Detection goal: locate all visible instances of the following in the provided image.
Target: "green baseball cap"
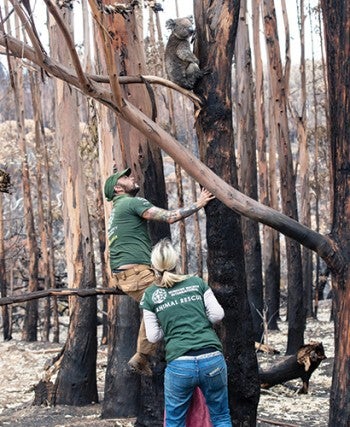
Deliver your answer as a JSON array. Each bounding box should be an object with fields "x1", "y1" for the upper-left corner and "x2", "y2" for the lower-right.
[{"x1": 104, "y1": 167, "x2": 131, "y2": 201}]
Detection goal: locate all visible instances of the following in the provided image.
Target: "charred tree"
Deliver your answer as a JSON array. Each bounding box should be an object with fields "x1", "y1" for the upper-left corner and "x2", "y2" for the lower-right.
[
  {"x1": 48, "y1": 8, "x2": 98, "y2": 405},
  {"x1": 321, "y1": 0, "x2": 350, "y2": 425},
  {"x1": 194, "y1": 1, "x2": 260, "y2": 424},
  {"x1": 97, "y1": 4, "x2": 169, "y2": 425}
]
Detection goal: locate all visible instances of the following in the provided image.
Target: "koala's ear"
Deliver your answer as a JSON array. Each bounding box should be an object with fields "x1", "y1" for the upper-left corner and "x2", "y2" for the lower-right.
[
  {"x1": 166, "y1": 19, "x2": 176, "y2": 30},
  {"x1": 187, "y1": 15, "x2": 194, "y2": 24}
]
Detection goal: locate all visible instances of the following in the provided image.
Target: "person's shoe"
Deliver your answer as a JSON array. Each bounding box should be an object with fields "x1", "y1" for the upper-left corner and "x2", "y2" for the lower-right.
[{"x1": 128, "y1": 353, "x2": 153, "y2": 376}]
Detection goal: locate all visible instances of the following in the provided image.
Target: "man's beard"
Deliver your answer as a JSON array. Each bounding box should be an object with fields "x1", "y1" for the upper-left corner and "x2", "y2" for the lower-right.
[
  {"x1": 118, "y1": 182, "x2": 140, "y2": 196},
  {"x1": 128, "y1": 186, "x2": 140, "y2": 196}
]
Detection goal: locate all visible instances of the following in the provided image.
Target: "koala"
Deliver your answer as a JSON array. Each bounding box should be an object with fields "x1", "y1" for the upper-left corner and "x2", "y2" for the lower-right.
[{"x1": 164, "y1": 16, "x2": 203, "y2": 90}]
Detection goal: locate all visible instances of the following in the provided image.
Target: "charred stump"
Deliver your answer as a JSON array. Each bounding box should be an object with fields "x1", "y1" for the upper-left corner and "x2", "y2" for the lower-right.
[
  {"x1": 259, "y1": 342, "x2": 326, "y2": 394},
  {"x1": 32, "y1": 380, "x2": 55, "y2": 406}
]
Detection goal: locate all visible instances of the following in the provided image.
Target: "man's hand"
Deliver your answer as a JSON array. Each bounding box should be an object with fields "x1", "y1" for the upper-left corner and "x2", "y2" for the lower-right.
[{"x1": 197, "y1": 188, "x2": 215, "y2": 208}]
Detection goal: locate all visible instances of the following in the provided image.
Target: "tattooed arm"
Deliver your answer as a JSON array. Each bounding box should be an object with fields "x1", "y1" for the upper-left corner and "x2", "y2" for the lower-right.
[{"x1": 142, "y1": 188, "x2": 215, "y2": 224}]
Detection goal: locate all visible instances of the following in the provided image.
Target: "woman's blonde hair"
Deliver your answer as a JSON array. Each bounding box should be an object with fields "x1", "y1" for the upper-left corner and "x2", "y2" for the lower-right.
[{"x1": 151, "y1": 239, "x2": 190, "y2": 288}]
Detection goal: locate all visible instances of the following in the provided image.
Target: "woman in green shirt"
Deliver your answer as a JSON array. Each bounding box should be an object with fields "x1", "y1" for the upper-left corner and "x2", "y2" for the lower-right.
[{"x1": 140, "y1": 239, "x2": 232, "y2": 427}]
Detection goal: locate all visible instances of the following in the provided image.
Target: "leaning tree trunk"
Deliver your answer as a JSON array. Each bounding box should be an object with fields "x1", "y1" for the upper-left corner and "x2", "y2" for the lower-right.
[
  {"x1": 49, "y1": 8, "x2": 98, "y2": 405},
  {"x1": 194, "y1": 1, "x2": 260, "y2": 424},
  {"x1": 320, "y1": 0, "x2": 350, "y2": 425}
]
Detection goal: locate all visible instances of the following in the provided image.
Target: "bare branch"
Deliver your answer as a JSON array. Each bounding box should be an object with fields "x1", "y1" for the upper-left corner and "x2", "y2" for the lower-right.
[
  {"x1": 9, "y1": 0, "x2": 45, "y2": 64},
  {"x1": 0, "y1": 287, "x2": 125, "y2": 306},
  {"x1": 43, "y1": 0, "x2": 94, "y2": 93},
  {"x1": 90, "y1": 74, "x2": 203, "y2": 108}
]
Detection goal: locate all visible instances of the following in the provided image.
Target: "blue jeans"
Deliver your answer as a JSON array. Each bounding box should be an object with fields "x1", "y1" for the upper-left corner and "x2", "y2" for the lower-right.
[{"x1": 164, "y1": 352, "x2": 232, "y2": 427}]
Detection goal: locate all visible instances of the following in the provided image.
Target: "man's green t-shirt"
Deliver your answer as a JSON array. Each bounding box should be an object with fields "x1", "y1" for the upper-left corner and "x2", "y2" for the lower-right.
[
  {"x1": 108, "y1": 195, "x2": 153, "y2": 270},
  {"x1": 140, "y1": 276, "x2": 223, "y2": 362}
]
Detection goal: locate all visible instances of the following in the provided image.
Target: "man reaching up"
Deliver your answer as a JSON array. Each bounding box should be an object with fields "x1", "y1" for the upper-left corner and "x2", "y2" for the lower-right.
[{"x1": 104, "y1": 167, "x2": 214, "y2": 376}]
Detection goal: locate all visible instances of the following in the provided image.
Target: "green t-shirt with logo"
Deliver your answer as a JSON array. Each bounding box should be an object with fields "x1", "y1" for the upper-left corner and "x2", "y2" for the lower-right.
[
  {"x1": 108, "y1": 195, "x2": 154, "y2": 271},
  {"x1": 140, "y1": 276, "x2": 223, "y2": 362}
]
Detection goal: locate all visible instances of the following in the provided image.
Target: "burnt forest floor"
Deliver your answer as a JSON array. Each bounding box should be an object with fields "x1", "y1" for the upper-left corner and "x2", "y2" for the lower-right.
[{"x1": 0, "y1": 299, "x2": 333, "y2": 427}]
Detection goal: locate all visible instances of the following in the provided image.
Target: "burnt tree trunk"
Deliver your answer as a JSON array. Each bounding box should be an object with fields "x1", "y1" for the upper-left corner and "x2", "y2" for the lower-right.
[
  {"x1": 49, "y1": 9, "x2": 98, "y2": 405},
  {"x1": 99, "y1": 4, "x2": 169, "y2": 425},
  {"x1": 194, "y1": 1, "x2": 260, "y2": 424},
  {"x1": 103, "y1": 296, "x2": 141, "y2": 417},
  {"x1": 321, "y1": 0, "x2": 350, "y2": 425}
]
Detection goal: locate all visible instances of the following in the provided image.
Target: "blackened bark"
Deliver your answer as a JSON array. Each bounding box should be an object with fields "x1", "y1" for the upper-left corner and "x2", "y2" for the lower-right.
[
  {"x1": 264, "y1": 246, "x2": 280, "y2": 330},
  {"x1": 54, "y1": 296, "x2": 98, "y2": 405},
  {"x1": 320, "y1": 0, "x2": 350, "y2": 425},
  {"x1": 49, "y1": 9, "x2": 98, "y2": 406},
  {"x1": 102, "y1": 297, "x2": 140, "y2": 417},
  {"x1": 143, "y1": 148, "x2": 170, "y2": 244},
  {"x1": 194, "y1": 1, "x2": 260, "y2": 424},
  {"x1": 101, "y1": 7, "x2": 168, "y2": 425}
]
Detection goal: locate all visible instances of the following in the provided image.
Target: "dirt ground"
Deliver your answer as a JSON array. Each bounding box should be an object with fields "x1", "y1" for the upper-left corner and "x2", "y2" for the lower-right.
[{"x1": 0, "y1": 299, "x2": 333, "y2": 427}]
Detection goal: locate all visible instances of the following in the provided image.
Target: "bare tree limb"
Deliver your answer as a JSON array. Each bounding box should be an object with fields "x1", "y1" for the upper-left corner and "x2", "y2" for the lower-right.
[
  {"x1": 43, "y1": 0, "x2": 94, "y2": 92},
  {"x1": 90, "y1": 74, "x2": 203, "y2": 108},
  {"x1": 0, "y1": 287, "x2": 125, "y2": 306},
  {"x1": 9, "y1": 0, "x2": 45, "y2": 64}
]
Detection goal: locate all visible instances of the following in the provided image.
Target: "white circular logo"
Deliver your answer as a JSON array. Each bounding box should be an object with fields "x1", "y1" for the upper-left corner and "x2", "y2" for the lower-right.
[{"x1": 152, "y1": 288, "x2": 167, "y2": 304}]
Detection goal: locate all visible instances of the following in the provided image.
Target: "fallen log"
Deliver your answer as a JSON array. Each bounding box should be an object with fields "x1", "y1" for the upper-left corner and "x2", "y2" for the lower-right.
[{"x1": 259, "y1": 341, "x2": 326, "y2": 394}]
